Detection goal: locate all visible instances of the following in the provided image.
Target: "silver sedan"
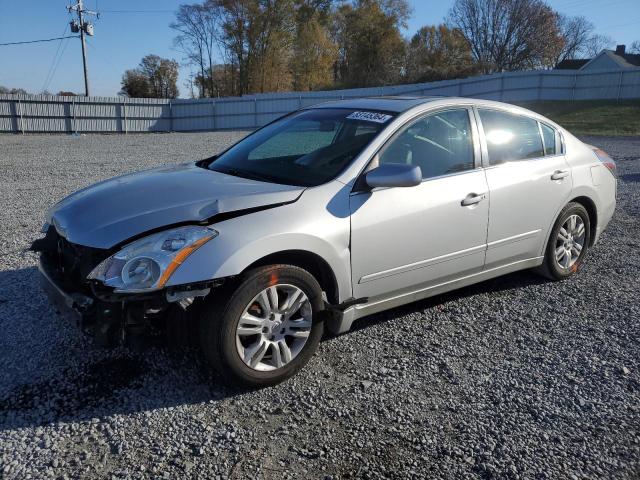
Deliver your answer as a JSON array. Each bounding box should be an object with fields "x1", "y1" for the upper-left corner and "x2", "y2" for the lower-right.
[{"x1": 36, "y1": 97, "x2": 617, "y2": 387}]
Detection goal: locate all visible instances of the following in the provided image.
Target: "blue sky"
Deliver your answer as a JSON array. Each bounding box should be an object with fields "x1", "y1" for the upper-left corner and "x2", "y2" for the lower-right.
[{"x1": 0, "y1": 0, "x2": 638, "y2": 97}]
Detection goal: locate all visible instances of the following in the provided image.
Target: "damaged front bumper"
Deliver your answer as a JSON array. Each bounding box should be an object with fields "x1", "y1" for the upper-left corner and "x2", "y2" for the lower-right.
[
  {"x1": 38, "y1": 253, "x2": 222, "y2": 347},
  {"x1": 38, "y1": 253, "x2": 124, "y2": 344},
  {"x1": 39, "y1": 256, "x2": 94, "y2": 330}
]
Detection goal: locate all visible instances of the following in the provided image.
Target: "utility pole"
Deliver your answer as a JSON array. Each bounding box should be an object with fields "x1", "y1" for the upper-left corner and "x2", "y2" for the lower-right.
[{"x1": 68, "y1": 0, "x2": 98, "y2": 97}]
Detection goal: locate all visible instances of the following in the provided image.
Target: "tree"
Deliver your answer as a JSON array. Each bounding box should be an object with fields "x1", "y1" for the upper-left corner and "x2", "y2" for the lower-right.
[
  {"x1": 140, "y1": 55, "x2": 180, "y2": 98},
  {"x1": 214, "y1": 0, "x2": 297, "y2": 95},
  {"x1": 405, "y1": 24, "x2": 477, "y2": 83},
  {"x1": 584, "y1": 34, "x2": 614, "y2": 57},
  {"x1": 120, "y1": 55, "x2": 179, "y2": 99},
  {"x1": 334, "y1": 0, "x2": 410, "y2": 87},
  {"x1": 171, "y1": 3, "x2": 220, "y2": 97},
  {"x1": 630, "y1": 41, "x2": 640, "y2": 54},
  {"x1": 121, "y1": 70, "x2": 151, "y2": 98},
  {"x1": 448, "y1": 0, "x2": 563, "y2": 73},
  {"x1": 291, "y1": 14, "x2": 337, "y2": 90},
  {"x1": 0, "y1": 86, "x2": 29, "y2": 95},
  {"x1": 554, "y1": 15, "x2": 594, "y2": 64}
]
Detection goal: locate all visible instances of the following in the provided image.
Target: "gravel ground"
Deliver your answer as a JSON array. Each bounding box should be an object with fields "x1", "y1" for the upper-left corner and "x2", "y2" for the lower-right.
[{"x1": 0, "y1": 132, "x2": 638, "y2": 479}]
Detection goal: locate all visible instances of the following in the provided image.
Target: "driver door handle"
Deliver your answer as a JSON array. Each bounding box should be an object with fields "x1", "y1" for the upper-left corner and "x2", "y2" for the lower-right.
[
  {"x1": 551, "y1": 170, "x2": 569, "y2": 180},
  {"x1": 461, "y1": 192, "x2": 486, "y2": 206}
]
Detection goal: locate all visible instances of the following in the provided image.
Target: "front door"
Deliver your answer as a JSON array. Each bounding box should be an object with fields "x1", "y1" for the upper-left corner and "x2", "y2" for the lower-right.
[{"x1": 349, "y1": 108, "x2": 490, "y2": 301}]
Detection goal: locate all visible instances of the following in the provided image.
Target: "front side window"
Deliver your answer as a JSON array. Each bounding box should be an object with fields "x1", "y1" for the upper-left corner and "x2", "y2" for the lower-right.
[
  {"x1": 478, "y1": 109, "x2": 544, "y2": 165},
  {"x1": 378, "y1": 109, "x2": 475, "y2": 179},
  {"x1": 209, "y1": 108, "x2": 394, "y2": 187}
]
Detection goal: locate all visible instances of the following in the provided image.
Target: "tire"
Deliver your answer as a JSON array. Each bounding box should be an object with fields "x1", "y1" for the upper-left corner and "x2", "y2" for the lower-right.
[
  {"x1": 537, "y1": 202, "x2": 591, "y2": 281},
  {"x1": 199, "y1": 265, "x2": 325, "y2": 388}
]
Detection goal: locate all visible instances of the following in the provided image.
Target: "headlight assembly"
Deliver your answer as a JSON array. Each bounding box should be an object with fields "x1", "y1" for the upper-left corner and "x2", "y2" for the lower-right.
[{"x1": 88, "y1": 226, "x2": 218, "y2": 293}]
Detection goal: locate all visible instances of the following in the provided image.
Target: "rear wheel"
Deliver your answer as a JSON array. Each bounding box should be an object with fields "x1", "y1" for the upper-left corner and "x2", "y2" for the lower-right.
[
  {"x1": 199, "y1": 265, "x2": 324, "y2": 387},
  {"x1": 537, "y1": 202, "x2": 591, "y2": 280}
]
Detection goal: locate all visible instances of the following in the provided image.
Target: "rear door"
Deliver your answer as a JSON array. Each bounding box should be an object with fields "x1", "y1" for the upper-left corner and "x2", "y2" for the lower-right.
[
  {"x1": 349, "y1": 108, "x2": 489, "y2": 301},
  {"x1": 476, "y1": 108, "x2": 572, "y2": 269}
]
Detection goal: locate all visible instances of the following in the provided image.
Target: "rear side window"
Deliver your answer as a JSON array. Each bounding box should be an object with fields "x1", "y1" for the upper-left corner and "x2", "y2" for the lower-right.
[
  {"x1": 478, "y1": 109, "x2": 544, "y2": 165},
  {"x1": 540, "y1": 123, "x2": 557, "y2": 155}
]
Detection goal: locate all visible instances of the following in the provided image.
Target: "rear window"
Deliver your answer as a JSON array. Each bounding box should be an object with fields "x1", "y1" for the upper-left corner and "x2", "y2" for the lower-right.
[{"x1": 478, "y1": 109, "x2": 544, "y2": 165}]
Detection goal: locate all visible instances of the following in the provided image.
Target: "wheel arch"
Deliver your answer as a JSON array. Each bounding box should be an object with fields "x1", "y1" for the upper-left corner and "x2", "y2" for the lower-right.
[
  {"x1": 244, "y1": 250, "x2": 340, "y2": 305},
  {"x1": 569, "y1": 195, "x2": 598, "y2": 247},
  {"x1": 540, "y1": 194, "x2": 599, "y2": 258}
]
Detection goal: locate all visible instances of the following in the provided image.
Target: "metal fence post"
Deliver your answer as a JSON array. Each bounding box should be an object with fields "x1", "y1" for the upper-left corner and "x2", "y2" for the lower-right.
[
  {"x1": 537, "y1": 72, "x2": 543, "y2": 101},
  {"x1": 123, "y1": 101, "x2": 127, "y2": 134},
  {"x1": 617, "y1": 71, "x2": 623, "y2": 102},
  {"x1": 18, "y1": 99, "x2": 24, "y2": 134},
  {"x1": 168, "y1": 101, "x2": 173, "y2": 132},
  {"x1": 9, "y1": 100, "x2": 18, "y2": 134},
  {"x1": 572, "y1": 73, "x2": 577, "y2": 102},
  {"x1": 64, "y1": 99, "x2": 71, "y2": 133},
  {"x1": 254, "y1": 98, "x2": 258, "y2": 128},
  {"x1": 499, "y1": 75, "x2": 504, "y2": 101},
  {"x1": 212, "y1": 100, "x2": 216, "y2": 131},
  {"x1": 71, "y1": 97, "x2": 77, "y2": 133}
]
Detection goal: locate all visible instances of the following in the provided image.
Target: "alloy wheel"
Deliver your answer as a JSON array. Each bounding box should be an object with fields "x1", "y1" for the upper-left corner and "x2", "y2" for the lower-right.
[
  {"x1": 554, "y1": 214, "x2": 586, "y2": 269},
  {"x1": 235, "y1": 284, "x2": 312, "y2": 372}
]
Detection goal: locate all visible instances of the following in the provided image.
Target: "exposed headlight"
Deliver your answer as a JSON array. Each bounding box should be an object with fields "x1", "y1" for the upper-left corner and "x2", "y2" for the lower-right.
[{"x1": 88, "y1": 226, "x2": 218, "y2": 293}]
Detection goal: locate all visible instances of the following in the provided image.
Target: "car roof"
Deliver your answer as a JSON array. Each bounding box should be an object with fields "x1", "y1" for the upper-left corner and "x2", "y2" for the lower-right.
[
  {"x1": 309, "y1": 96, "x2": 446, "y2": 113},
  {"x1": 307, "y1": 96, "x2": 567, "y2": 133}
]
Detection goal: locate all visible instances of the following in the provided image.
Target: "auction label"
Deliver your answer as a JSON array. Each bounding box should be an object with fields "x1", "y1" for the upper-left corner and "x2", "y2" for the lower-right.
[{"x1": 346, "y1": 111, "x2": 393, "y2": 123}]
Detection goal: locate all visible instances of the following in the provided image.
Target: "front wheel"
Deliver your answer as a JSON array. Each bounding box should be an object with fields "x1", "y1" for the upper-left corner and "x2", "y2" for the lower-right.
[
  {"x1": 199, "y1": 265, "x2": 324, "y2": 387},
  {"x1": 537, "y1": 202, "x2": 591, "y2": 280}
]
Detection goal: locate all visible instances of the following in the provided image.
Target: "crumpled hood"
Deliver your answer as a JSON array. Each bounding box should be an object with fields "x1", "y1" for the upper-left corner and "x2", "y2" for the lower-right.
[{"x1": 47, "y1": 162, "x2": 304, "y2": 248}]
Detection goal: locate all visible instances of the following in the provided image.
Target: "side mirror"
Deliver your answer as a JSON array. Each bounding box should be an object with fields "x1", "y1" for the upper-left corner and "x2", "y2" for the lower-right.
[{"x1": 365, "y1": 163, "x2": 422, "y2": 189}]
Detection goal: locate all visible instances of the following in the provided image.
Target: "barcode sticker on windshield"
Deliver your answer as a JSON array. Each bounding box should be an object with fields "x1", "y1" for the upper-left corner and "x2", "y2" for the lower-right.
[{"x1": 346, "y1": 111, "x2": 393, "y2": 123}]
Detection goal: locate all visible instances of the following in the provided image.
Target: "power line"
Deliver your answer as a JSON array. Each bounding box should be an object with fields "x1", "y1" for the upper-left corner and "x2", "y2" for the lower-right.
[
  {"x1": 0, "y1": 35, "x2": 79, "y2": 47},
  {"x1": 41, "y1": 24, "x2": 70, "y2": 92},
  {"x1": 42, "y1": 36, "x2": 73, "y2": 93},
  {"x1": 99, "y1": 9, "x2": 174, "y2": 13}
]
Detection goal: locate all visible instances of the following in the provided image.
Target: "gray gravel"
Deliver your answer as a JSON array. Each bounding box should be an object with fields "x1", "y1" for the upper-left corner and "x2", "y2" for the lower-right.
[{"x1": 1, "y1": 132, "x2": 639, "y2": 479}]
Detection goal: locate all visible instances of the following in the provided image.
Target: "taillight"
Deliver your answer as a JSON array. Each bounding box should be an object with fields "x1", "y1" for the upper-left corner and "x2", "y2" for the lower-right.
[{"x1": 592, "y1": 147, "x2": 616, "y2": 177}]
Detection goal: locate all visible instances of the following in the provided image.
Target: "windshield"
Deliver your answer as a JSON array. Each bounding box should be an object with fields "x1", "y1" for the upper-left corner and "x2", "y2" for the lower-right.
[{"x1": 208, "y1": 108, "x2": 394, "y2": 187}]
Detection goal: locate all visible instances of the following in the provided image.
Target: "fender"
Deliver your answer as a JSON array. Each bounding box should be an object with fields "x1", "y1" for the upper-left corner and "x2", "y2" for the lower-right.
[{"x1": 166, "y1": 181, "x2": 354, "y2": 303}]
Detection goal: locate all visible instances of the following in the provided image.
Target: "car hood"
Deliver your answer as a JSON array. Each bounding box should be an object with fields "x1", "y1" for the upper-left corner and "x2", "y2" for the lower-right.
[{"x1": 47, "y1": 162, "x2": 305, "y2": 249}]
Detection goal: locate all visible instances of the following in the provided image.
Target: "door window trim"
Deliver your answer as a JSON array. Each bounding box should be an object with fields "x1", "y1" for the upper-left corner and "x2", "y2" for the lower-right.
[
  {"x1": 538, "y1": 120, "x2": 565, "y2": 158},
  {"x1": 352, "y1": 106, "x2": 481, "y2": 193}
]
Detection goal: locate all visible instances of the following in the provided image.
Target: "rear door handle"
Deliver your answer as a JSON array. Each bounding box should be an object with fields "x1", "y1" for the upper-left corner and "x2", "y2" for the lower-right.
[
  {"x1": 551, "y1": 170, "x2": 569, "y2": 180},
  {"x1": 461, "y1": 192, "x2": 486, "y2": 206}
]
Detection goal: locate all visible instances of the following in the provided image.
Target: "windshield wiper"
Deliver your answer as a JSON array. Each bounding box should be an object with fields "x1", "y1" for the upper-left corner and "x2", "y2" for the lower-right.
[{"x1": 214, "y1": 167, "x2": 273, "y2": 183}]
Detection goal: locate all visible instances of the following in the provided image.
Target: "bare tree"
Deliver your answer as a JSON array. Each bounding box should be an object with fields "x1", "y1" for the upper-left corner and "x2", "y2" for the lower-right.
[
  {"x1": 584, "y1": 34, "x2": 615, "y2": 57},
  {"x1": 630, "y1": 41, "x2": 640, "y2": 54},
  {"x1": 448, "y1": 0, "x2": 563, "y2": 73},
  {"x1": 171, "y1": 3, "x2": 221, "y2": 97},
  {"x1": 555, "y1": 15, "x2": 594, "y2": 63}
]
